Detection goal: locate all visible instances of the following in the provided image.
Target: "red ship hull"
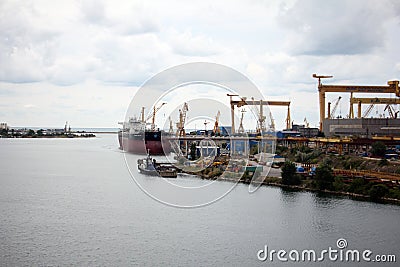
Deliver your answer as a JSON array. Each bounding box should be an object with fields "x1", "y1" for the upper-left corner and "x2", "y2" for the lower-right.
[{"x1": 118, "y1": 131, "x2": 171, "y2": 155}]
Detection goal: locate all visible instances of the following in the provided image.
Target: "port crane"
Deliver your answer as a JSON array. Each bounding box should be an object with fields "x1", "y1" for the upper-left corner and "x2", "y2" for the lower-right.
[
  {"x1": 328, "y1": 96, "x2": 342, "y2": 119},
  {"x1": 269, "y1": 111, "x2": 275, "y2": 130},
  {"x1": 313, "y1": 74, "x2": 399, "y2": 131},
  {"x1": 348, "y1": 97, "x2": 400, "y2": 118},
  {"x1": 238, "y1": 109, "x2": 246, "y2": 134},
  {"x1": 204, "y1": 120, "x2": 210, "y2": 135},
  {"x1": 304, "y1": 117, "x2": 310, "y2": 128},
  {"x1": 384, "y1": 104, "x2": 399, "y2": 118},
  {"x1": 168, "y1": 116, "x2": 174, "y2": 134},
  {"x1": 145, "y1": 103, "x2": 166, "y2": 131},
  {"x1": 176, "y1": 102, "x2": 189, "y2": 137},
  {"x1": 227, "y1": 94, "x2": 291, "y2": 133},
  {"x1": 213, "y1": 111, "x2": 221, "y2": 135},
  {"x1": 251, "y1": 97, "x2": 267, "y2": 134}
]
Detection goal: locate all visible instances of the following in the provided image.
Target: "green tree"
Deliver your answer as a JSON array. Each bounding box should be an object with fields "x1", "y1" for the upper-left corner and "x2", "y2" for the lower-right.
[
  {"x1": 369, "y1": 184, "x2": 389, "y2": 201},
  {"x1": 371, "y1": 141, "x2": 386, "y2": 157},
  {"x1": 0, "y1": 128, "x2": 8, "y2": 136},
  {"x1": 281, "y1": 161, "x2": 301, "y2": 185},
  {"x1": 27, "y1": 129, "x2": 35, "y2": 136},
  {"x1": 348, "y1": 177, "x2": 375, "y2": 195},
  {"x1": 333, "y1": 176, "x2": 348, "y2": 192},
  {"x1": 190, "y1": 142, "x2": 197, "y2": 160},
  {"x1": 314, "y1": 164, "x2": 334, "y2": 190}
]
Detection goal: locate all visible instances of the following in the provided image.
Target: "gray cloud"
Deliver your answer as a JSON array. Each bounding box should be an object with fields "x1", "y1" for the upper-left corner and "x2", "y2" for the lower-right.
[{"x1": 278, "y1": 0, "x2": 394, "y2": 56}]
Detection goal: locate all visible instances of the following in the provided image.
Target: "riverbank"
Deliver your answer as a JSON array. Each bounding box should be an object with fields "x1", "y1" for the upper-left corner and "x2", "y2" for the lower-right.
[
  {"x1": 0, "y1": 128, "x2": 95, "y2": 138},
  {"x1": 196, "y1": 173, "x2": 400, "y2": 205}
]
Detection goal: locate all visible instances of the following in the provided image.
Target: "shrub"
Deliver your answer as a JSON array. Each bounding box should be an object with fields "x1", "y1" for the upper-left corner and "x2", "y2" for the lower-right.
[
  {"x1": 314, "y1": 164, "x2": 334, "y2": 190},
  {"x1": 371, "y1": 141, "x2": 386, "y2": 157},
  {"x1": 348, "y1": 178, "x2": 372, "y2": 195},
  {"x1": 369, "y1": 184, "x2": 389, "y2": 201},
  {"x1": 333, "y1": 176, "x2": 348, "y2": 192},
  {"x1": 281, "y1": 161, "x2": 301, "y2": 185}
]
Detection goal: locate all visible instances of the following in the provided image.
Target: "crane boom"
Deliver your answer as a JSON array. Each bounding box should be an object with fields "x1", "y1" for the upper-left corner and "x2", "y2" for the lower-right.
[
  {"x1": 329, "y1": 96, "x2": 342, "y2": 119},
  {"x1": 363, "y1": 104, "x2": 375, "y2": 117},
  {"x1": 146, "y1": 103, "x2": 166, "y2": 131},
  {"x1": 384, "y1": 104, "x2": 398, "y2": 119}
]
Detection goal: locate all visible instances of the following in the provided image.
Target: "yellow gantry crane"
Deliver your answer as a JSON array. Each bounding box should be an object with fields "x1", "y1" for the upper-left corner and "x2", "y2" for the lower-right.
[
  {"x1": 313, "y1": 74, "x2": 400, "y2": 131},
  {"x1": 227, "y1": 94, "x2": 291, "y2": 133}
]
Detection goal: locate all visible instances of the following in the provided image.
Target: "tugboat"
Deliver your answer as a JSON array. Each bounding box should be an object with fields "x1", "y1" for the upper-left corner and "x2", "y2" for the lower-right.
[{"x1": 137, "y1": 153, "x2": 177, "y2": 178}]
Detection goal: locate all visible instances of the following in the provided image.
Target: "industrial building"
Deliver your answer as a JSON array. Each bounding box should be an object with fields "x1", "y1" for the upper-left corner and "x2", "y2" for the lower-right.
[
  {"x1": 323, "y1": 118, "x2": 400, "y2": 137},
  {"x1": 0, "y1": 122, "x2": 8, "y2": 130}
]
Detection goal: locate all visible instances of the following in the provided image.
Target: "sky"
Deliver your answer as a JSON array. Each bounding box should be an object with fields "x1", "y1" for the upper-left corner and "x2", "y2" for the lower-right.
[{"x1": 1, "y1": 0, "x2": 400, "y2": 129}]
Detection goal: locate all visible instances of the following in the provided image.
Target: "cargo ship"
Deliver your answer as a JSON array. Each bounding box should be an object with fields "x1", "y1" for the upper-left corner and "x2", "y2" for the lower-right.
[{"x1": 118, "y1": 117, "x2": 172, "y2": 155}]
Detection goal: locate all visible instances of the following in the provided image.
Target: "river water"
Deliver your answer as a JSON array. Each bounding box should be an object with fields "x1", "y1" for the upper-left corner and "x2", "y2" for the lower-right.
[{"x1": 0, "y1": 134, "x2": 399, "y2": 266}]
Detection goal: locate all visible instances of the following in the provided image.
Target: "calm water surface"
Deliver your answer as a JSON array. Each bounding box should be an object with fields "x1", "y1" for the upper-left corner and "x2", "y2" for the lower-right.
[{"x1": 1, "y1": 134, "x2": 399, "y2": 266}]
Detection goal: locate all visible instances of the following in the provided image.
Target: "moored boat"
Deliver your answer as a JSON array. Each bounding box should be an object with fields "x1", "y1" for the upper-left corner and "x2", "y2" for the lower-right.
[
  {"x1": 137, "y1": 154, "x2": 177, "y2": 178},
  {"x1": 118, "y1": 117, "x2": 171, "y2": 155}
]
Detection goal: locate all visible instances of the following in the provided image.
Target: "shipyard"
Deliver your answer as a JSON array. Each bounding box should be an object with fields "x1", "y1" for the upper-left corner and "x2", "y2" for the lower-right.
[
  {"x1": 119, "y1": 74, "x2": 400, "y2": 203},
  {"x1": 3, "y1": 1, "x2": 400, "y2": 266}
]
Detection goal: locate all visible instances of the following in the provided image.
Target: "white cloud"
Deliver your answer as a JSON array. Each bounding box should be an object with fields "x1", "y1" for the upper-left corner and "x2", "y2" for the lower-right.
[
  {"x1": 169, "y1": 30, "x2": 222, "y2": 57},
  {"x1": 0, "y1": 0, "x2": 399, "y2": 128},
  {"x1": 278, "y1": 0, "x2": 395, "y2": 56}
]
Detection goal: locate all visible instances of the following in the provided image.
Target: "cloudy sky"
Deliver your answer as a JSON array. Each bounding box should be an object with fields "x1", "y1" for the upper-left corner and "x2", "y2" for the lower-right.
[{"x1": 1, "y1": 0, "x2": 399, "y2": 129}]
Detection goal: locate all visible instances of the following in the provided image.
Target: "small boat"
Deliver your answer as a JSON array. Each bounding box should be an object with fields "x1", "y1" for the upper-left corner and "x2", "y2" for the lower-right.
[{"x1": 137, "y1": 153, "x2": 177, "y2": 178}]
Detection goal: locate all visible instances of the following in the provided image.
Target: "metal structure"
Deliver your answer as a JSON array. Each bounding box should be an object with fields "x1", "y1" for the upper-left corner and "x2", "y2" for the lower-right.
[
  {"x1": 304, "y1": 117, "x2": 309, "y2": 128},
  {"x1": 141, "y1": 107, "x2": 145, "y2": 122},
  {"x1": 146, "y1": 103, "x2": 166, "y2": 131},
  {"x1": 227, "y1": 94, "x2": 291, "y2": 133},
  {"x1": 168, "y1": 116, "x2": 174, "y2": 134},
  {"x1": 384, "y1": 104, "x2": 398, "y2": 119},
  {"x1": 313, "y1": 74, "x2": 400, "y2": 131},
  {"x1": 328, "y1": 96, "x2": 342, "y2": 119},
  {"x1": 213, "y1": 111, "x2": 221, "y2": 135},
  {"x1": 176, "y1": 102, "x2": 189, "y2": 137},
  {"x1": 238, "y1": 109, "x2": 246, "y2": 134},
  {"x1": 349, "y1": 97, "x2": 400, "y2": 118},
  {"x1": 269, "y1": 111, "x2": 275, "y2": 130},
  {"x1": 251, "y1": 97, "x2": 267, "y2": 134},
  {"x1": 203, "y1": 120, "x2": 210, "y2": 135},
  {"x1": 362, "y1": 104, "x2": 375, "y2": 118}
]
